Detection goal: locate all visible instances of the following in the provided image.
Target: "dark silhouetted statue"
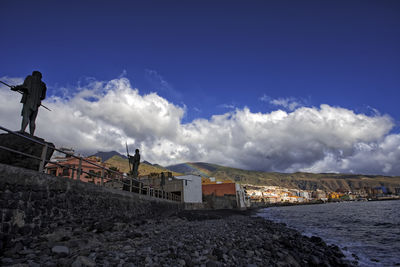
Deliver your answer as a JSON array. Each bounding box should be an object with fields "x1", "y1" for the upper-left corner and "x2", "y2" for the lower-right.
[
  {"x1": 12, "y1": 71, "x2": 47, "y2": 135},
  {"x1": 129, "y1": 149, "x2": 140, "y2": 178}
]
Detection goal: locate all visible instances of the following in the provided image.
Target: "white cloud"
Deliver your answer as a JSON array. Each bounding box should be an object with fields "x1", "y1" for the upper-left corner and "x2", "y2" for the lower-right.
[
  {"x1": 259, "y1": 94, "x2": 270, "y2": 102},
  {"x1": 0, "y1": 76, "x2": 399, "y2": 175},
  {"x1": 260, "y1": 95, "x2": 306, "y2": 111},
  {"x1": 218, "y1": 104, "x2": 236, "y2": 109},
  {"x1": 145, "y1": 69, "x2": 182, "y2": 99},
  {"x1": 270, "y1": 98, "x2": 301, "y2": 111},
  {"x1": 0, "y1": 77, "x2": 24, "y2": 131}
]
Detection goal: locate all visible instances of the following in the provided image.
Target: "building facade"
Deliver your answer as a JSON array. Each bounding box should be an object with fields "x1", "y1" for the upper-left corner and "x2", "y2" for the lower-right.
[{"x1": 46, "y1": 156, "x2": 122, "y2": 184}]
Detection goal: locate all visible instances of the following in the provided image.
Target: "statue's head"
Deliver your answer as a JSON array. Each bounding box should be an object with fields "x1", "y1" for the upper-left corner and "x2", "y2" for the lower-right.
[
  {"x1": 135, "y1": 149, "x2": 139, "y2": 154},
  {"x1": 32, "y1": 71, "x2": 42, "y2": 79}
]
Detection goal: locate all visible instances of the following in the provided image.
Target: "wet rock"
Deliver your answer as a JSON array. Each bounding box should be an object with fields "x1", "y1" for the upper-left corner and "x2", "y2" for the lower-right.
[
  {"x1": 1, "y1": 258, "x2": 14, "y2": 265},
  {"x1": 27, "y1": 260, "x2": 40, "y2": 267},
  {"x1": 71, "y1": 256, "x2": 97, "y2": 267},
  {"x1": 206, "y1": 260, "x2": 219, "y2": 267},
  {"x1": 51, "y1": 245, "x2": 69, "y2": 256},
  {"x1": 246, "y1": 250, "x2": 255, "y2": 258},
  {"x1": 212, "y1": 248, "x2": 223, "y2": 260},
  {"x1": 177, "y1": 259, "x2": 186, "y2": 266}
]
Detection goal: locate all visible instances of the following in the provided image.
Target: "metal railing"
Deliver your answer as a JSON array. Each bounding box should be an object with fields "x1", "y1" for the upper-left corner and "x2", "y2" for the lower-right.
[{"x1": 0, "y1": 125, "x2": 181, "y2": 202}]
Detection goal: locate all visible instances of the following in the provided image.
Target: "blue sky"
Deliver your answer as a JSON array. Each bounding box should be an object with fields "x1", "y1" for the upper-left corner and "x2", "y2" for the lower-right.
[
  {"x1": 2, "y1": 0, "x2": 399, "y2": 121},
  {"x1": 1, "y1": 0, "x2": 400, "y2": 174}
]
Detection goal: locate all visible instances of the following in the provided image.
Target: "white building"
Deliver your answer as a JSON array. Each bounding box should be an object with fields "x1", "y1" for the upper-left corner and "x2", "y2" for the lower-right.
[
  {"x1": 235, "y1": 183, "x2": 249, "y2": 209},
  {"x1": 174, "y1": 175, "x2": 202, "y2": 203}
]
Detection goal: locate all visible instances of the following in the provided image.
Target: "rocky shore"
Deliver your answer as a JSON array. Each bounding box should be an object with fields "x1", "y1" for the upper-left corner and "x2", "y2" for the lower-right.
[{"x1": 1, "y1": 209, "x2": 356, "y2": 267}]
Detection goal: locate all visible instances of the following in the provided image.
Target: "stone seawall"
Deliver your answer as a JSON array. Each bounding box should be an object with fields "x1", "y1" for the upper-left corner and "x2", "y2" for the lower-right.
[{"x1": 0, "y1": 163, "x2": 182, "y2": 253}]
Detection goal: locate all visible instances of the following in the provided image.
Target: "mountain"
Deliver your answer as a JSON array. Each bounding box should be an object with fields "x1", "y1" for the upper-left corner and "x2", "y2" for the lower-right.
[
  {"x1": 167, "y1": 162, "x2": 400, "y2": 193},
  {"x1": 166, "y1": 162, "x2": 219, "y2": 177},
  {"x1": 91, "y1": 151, "x2": 127, "y2": 161},
  {"x1": 105, "y1": 155, "x2": 181, "y2": 176}
]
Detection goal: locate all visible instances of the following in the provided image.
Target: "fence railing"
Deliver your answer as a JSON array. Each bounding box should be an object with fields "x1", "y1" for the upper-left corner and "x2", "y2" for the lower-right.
[{"x1": 0, "y1": 125, "x2": 181, "y2": 202}]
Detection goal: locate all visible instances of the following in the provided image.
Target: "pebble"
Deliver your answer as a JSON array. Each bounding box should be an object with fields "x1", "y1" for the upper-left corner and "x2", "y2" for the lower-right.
[
  {"x1": 73, "y1": 256, "x2": 96, "y2": 267},
  {"x1": 51, "y1": 245, "x2": 69, "y2": 256}
]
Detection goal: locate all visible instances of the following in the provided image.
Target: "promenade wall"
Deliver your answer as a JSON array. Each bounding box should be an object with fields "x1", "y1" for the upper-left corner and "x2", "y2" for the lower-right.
[{"x1": 0, "y1": 163, "x2": 182, "y2": 252}]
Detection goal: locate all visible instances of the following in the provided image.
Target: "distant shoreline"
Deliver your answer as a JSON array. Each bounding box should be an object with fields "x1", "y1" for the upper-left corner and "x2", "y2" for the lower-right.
[{"x1": 250, "y1": 196, "x2": 400, "y2": 209}]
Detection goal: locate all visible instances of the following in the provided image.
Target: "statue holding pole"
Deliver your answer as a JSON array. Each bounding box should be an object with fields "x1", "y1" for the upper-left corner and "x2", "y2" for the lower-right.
[
  {"x1": 0, "y1": 71, "x2": 54, "y2": 171},
  {"x1": 10, "y1": 71, "x2": 47, "y2": 135},
  {"x1": 129, "y1": 149, "x2": 140, "y2": 178}
]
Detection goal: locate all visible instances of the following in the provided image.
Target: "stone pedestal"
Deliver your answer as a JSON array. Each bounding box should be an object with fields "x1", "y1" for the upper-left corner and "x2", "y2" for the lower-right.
[{"x1": 0, "y1": 132, "x2": 54, "y2": 171}]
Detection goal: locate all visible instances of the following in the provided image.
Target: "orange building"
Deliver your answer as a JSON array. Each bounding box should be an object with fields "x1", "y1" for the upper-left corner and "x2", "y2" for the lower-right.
[
  {"x1": 202, "y1": 182, "x2": 237, "y2": 196},
  {"x1": 46, "y1": 156, "x2": 122, "y2": 184}
]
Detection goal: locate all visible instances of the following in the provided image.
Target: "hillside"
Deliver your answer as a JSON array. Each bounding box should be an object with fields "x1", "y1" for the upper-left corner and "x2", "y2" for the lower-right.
[
  {"x1": 167, "y1": 162, "x2": 400, "y2": 193},
  {"x1": 91, "y1": 151, "x2": 127, "y2": 162},
  {"x1": 166, "y1": 162, "x2": 219, "y2": 177},
  {"x1": 105, "y1": 155, "x2": 182, "y2": 176}
]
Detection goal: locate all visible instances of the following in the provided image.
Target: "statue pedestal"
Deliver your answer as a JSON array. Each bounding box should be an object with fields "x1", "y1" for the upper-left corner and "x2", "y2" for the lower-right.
[{"x1": 0, "y1": 132, "x2": 54, "y2": 171}]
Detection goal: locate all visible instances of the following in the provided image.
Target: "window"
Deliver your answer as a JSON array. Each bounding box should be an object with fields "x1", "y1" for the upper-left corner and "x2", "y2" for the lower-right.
[{"x1": 62, "y1": 166, "x2": 70, "y2": 176}]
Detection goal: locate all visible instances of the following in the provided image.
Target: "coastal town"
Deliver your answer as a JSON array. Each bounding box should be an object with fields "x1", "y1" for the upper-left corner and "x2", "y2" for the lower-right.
[
  {"x1": 245, "y1": 184, "x2": 400, "y2": 204},
  {"x1": 45, "y1": 152, "x2": 400, "y2": 210}
]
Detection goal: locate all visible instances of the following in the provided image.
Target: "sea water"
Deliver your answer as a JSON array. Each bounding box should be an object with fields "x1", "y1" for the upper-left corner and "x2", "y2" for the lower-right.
[{"x1": 257, "y1": 200, "x2": 400, "y2": 266}]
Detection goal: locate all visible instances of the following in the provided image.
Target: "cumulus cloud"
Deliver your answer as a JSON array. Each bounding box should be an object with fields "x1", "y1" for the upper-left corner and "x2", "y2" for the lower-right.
[
  {"x1": 260, "y1": 95, "x2": 307, "y2": 111},
  {"x1": 0, "y1": 76, "x2": 399, "y2": 175},
  {"x1": 0, "y1": 77, "x2": 24, "y2": 131},
  {"x1": 218, "y1": 104, "x2": 236, "y2": 109}
]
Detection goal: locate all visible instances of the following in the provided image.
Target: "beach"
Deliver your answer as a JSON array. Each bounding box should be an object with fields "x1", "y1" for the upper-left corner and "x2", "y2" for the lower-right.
[{"x1": 1, "y1": 209, "x2": 355, "y2": 266}]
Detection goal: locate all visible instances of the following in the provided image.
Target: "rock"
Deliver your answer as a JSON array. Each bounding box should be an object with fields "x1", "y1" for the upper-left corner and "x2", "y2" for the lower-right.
[
  {"x1": 246, "y1": 250, "x2": 255, "y2": 258},
  {"x1": 212, "y1": 248, "x2": 223, "y2": 260},
  {"x1": 27, "y1": 260, "x2": 40, "y2": 267},
  {"x1": 284, "y1": 254, "x2": 300, "y2": 267},
  {"x1": 51, "y1": 245, "x2": 69, "y2": 256},
  {"x1": 71, "y1": 260, "x2": 81, "y2": 267},
  {"x1": 1, "y1": 258, "x2": 14, "y2": 265},
  {"x1": 74, "y1": 256, "x2": 97, "y2": 267},
  {"x1": 122, "y1": 245, "x2": 132, "y2": 251},
  {"x1": 94, "y1": 221, "x2": 114, "y2": 233},
  {"x1": 45, "y1": 230, "x2": 71, "y2": 243},
  {"x1": 310, "y1": 255, "x2": 321, "y2": 265},
  {"x1": 17, "y1": 249, "x2": 34, "y2": 255},
  {"x1": 112, "y1": 223, "x2": 126, "y2": 231},
  {"x1": 58, "y1": 257, "x2": 72, "y2": 266},
  {"x1": 145, "y1": 256, "x2": 153, "y2": 264},
  {"x1": 206, "y1": 260, "x2": 218, "y2": 267},
  {"x1": 310, "y1": 236, "x2": 323, "y2": 244}
]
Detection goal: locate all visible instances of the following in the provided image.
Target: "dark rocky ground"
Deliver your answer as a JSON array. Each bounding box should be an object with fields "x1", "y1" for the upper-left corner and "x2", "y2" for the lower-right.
[{"x1": 1, "y1": 209, "x2": 356, "y2": 267}]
